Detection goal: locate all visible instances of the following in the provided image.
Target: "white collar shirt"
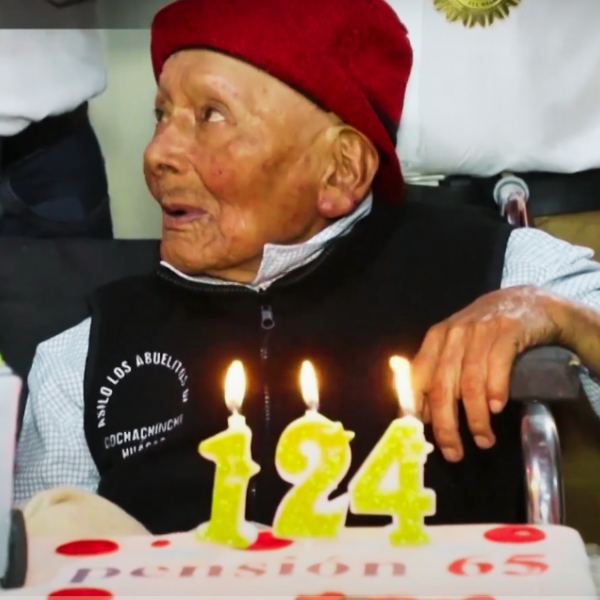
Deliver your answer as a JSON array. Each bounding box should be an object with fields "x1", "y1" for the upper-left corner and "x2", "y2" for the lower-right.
[{"x1": 161, "y1": 195, "x2": 373, "y2": 291}]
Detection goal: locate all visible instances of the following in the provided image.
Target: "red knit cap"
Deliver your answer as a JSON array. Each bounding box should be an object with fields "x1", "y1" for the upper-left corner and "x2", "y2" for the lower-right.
[{"x1": 150, "y1": 0, "x2": 412, "y2": 201}]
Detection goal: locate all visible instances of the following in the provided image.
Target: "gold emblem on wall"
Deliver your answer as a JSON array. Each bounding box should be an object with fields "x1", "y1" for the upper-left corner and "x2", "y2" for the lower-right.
[{"x1": 433, "y1": 0, "x2": 521, "y2": 27}]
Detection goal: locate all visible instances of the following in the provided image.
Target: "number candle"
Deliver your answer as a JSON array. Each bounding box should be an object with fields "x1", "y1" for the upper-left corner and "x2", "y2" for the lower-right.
[
  {"x1": 196, "y1": 360, "x2": 260, "y2": 548},
  {"x1": 272, "y1": 361, "x2": 355, "y2": 539},
  {"x1": 348, "y1": 356, "x2": 436, "y2": 546}
]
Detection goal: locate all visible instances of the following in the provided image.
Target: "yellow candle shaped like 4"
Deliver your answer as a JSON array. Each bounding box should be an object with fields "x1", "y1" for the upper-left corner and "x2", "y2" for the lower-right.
[
  {"x1": 273, "y1": 361, "x2": 354, "y2": 539},
  {"x1": 196, "y1": 361, "x2": 260, "y2": 548},
  {"x1": 348, "y1": 356, "x2": 436, "y2": 546}
]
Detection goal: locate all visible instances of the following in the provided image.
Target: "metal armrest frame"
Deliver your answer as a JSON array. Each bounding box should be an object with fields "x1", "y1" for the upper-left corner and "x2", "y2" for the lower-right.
[
  {"x1": 521, "y1": 403, "x2": 563, "y2": 524},
  {"x1": 510, "y1": 346, "x2": 583, "y2": 525}
]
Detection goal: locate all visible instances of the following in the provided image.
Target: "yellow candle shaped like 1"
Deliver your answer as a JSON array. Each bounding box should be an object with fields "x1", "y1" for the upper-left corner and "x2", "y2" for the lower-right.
[
  {"x1": 196, "y1": 360, "x2": 260, "y2": 548},
  {"x1": 272, "y1": 361, "x2": 355, "y2": 539},
  {"x1": 348, "y1": 356, "x2": 436, "y2": 546}
]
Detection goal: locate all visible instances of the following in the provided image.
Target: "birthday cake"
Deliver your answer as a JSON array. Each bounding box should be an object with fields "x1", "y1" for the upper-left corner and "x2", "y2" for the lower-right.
[
  {"x1": 1, "y1": 524, "x2": 596, "y2": 598},
  {"x1": 1, "y1": 362, "x2": 597, "y2": 598}
]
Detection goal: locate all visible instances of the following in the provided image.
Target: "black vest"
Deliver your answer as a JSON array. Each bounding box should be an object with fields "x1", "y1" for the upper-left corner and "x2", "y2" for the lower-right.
[{"x1": 84, "y1": 201, "x2": 523, "y2": 534}]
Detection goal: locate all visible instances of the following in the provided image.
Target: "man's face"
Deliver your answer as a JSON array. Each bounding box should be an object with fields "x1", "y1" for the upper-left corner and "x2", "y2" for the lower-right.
[{"x1": 144, "y1": 49, "x2": 336, "y2": 280}]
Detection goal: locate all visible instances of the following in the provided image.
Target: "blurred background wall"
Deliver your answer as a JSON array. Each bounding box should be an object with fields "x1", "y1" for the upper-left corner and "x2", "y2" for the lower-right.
[{"x1": 89, "y1": 29, "x2": 161, "y2": 239}]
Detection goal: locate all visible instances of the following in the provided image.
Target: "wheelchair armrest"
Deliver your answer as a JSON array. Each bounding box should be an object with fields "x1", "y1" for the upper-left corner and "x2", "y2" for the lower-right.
[
  {"x1": 509, "y1": 346, "x2": 583, "y2": 525},
  {"x1": 520, "y1": 402, "x2": 563, "y2": 524},
  {"x1": 510, "y1": 346, "x2": 583, "y2": 402}
]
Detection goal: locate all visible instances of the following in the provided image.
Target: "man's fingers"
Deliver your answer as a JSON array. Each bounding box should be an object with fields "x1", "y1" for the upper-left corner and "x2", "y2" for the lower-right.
[
  {"x1": 411, "y1": 324, "x2": 446, "y2": 417},
  {"x1": 486, "y1": 333, "x2": 521, "y2": 413},
  {"x1": 427, "y1": 325, "x2": 465, "y2": 462},
  {"x1": 460, "y1": 323, "x2": 495, "y2": 449},
  {"x1": 411, "y1": 318, "x2": 515, "y2": 462}
]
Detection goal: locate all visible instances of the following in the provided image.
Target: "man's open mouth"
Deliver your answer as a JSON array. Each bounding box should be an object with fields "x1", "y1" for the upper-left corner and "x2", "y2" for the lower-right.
[{"x1": 161, "y1": 204, "x2": 207, "y2": 226}]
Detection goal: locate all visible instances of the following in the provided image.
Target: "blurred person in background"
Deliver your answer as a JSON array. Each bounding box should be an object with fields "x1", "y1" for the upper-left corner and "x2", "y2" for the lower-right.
[
  {"x1": 391, "y1": 0, "x2": 600, "y2": 258},
  {"x1": 0, "y1": 0, "x2": 112, "y2": 238},
  {"x1": 388, "y1": 0, "x2": 600, "y2": 540}
]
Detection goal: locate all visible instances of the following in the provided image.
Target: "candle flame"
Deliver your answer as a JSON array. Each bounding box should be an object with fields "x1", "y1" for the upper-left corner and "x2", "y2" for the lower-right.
[
  {"x1": 225, "y1": 360, "x2": 246, "y2": 413},
  {"x1": 389, "y1": 356, "x2": 415, "y2": 416},
  {"x1": 300, "y1": 361, "x2": 319, "y2": 411}
]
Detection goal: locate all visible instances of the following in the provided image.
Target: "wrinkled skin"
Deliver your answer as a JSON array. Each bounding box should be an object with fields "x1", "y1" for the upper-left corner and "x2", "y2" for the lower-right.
[{"x1": 144, "y1": 49, "x2": 378, "y2": 282}]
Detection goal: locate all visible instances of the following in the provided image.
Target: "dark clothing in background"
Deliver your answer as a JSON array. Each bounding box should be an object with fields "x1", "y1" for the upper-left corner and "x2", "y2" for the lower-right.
[{"x1": 0, "y1": 115, "x2": 113, "y2": 239}]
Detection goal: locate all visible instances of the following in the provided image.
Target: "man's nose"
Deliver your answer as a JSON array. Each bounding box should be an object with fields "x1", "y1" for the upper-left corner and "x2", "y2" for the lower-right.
[{"x1": 145, "y1": 126, "x2": 191, "y2": 177}]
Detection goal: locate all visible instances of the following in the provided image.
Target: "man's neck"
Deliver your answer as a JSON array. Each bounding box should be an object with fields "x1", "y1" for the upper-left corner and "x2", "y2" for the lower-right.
[{"x1": 161, "y1": 194, "x2": 374, "y2": 291}]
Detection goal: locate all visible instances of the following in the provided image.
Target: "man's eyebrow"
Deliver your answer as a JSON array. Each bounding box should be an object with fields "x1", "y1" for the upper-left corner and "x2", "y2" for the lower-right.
[{"x1": 188, "y1": 72, "x2": 242, "y2": 98}]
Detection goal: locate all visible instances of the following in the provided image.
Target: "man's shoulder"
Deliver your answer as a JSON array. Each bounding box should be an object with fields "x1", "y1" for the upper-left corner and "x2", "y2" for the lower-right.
[
  {"x1": 34, "y1": 318, "x2": 92, "y2": 370},
  {"x1": 93, "y1": 273, "x2": 161, "y2": 303},
  {"x1": 90, "y1": 273, "x2": 171, "y2": 326},
  {"x1": 37, "y1": 274, "x2": 161, "y2": 365},
  {"x1": 382, "y1": 200, "x2": 514, "y2": 253},
  {"x1": 397, "y1": 200, "x2": 511, "y2": 232},
  {"x1": 373, "y1": 200, "x2": 513, "y2": 293}
]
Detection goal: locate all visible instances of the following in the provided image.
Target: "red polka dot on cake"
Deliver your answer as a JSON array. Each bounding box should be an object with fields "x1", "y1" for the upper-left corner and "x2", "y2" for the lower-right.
[
  {"x1": 55, "y1": 540, "x2": 119, "y2": 556},
  {"x1": 247, "y1": 530, "x2": 293, "y2": 551},
  {"x1": 48, "y1": 587, "x2": 113, "y2": 598},
  {"x1": 151, "y1": 539, "x2": 171, "y2": 548},
  {"x1": 484, "y1": 525, "x2": 546, "y2": 544}
]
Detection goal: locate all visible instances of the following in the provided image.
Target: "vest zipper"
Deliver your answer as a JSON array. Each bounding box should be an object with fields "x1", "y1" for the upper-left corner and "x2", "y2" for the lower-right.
[
  {"x1": 260, "y1": 303, "x2": 275, "y2": 430},
  {"x1": 248, "y1": 299, "x2": 275, "y2": 521}
]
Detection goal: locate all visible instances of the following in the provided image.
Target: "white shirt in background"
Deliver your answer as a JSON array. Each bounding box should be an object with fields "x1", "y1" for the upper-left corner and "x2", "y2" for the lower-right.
[
  {"x1": 0, "y1": 1, "x2": 106, "y2": 136},
  {"x1": 389, "y1": 0, "x2": 600, "y2": 180}
]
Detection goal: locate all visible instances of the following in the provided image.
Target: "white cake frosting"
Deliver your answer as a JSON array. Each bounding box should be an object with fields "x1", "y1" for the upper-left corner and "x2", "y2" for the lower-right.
[{"x1": 1, "y1": 524, "x2": 596, "y2": 598}]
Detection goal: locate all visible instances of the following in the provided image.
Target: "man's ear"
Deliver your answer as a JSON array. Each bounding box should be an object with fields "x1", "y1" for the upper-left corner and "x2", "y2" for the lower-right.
[{"x1": 317, "y1": 126, "x2": 380, "y2": 219}]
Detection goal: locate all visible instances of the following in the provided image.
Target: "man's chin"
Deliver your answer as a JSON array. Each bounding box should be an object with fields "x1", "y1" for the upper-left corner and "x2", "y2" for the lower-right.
[
  {"x1": 159, "y1": 239, "x2": 261, "y2": 284},
  {"x1": 159, "y1": 239, "x2": 212, "y2": 276}
]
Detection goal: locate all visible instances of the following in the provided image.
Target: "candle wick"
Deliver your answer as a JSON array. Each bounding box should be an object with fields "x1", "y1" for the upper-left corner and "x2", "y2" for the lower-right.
[{"x1": 307, "y1": 401, "x2": 319, "y2": 413}]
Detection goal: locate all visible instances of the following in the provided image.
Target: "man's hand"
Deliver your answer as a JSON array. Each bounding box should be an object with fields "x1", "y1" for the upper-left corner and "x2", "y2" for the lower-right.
[{"x1": 411, "y1": 285, "x2": 568, "y2": 462}]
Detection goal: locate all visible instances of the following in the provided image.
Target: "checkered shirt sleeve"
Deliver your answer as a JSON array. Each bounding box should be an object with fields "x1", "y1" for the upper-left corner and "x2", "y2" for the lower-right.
[{"x1": 13, "y1": 318, "x2": 98, "y2": 505}]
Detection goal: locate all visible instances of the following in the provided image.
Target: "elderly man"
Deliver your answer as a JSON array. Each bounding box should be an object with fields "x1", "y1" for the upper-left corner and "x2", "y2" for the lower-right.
[{"x1": 14, "y1": 0, "x2": 600, "y2": 536}]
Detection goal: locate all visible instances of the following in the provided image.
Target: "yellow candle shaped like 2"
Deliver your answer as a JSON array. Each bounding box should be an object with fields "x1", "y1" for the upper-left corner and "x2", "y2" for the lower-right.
[
  {"x1": 272, "y1": 361, "x2": 355, "y2": 539},
  {"x1": 196, "y1": 361, "x2": 260, "y2": 549},
  {"x1": 348, "y1": 356, "x2": 436, "y2": 546}
]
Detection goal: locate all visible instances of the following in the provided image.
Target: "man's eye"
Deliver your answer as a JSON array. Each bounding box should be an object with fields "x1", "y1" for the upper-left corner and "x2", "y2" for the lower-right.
[
  {"x1": 203, "y1": 107, "x2": 225, "y2": 123},
  {"x1": 154, "y1": 108, "x2": 165, "y2": 122}
]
